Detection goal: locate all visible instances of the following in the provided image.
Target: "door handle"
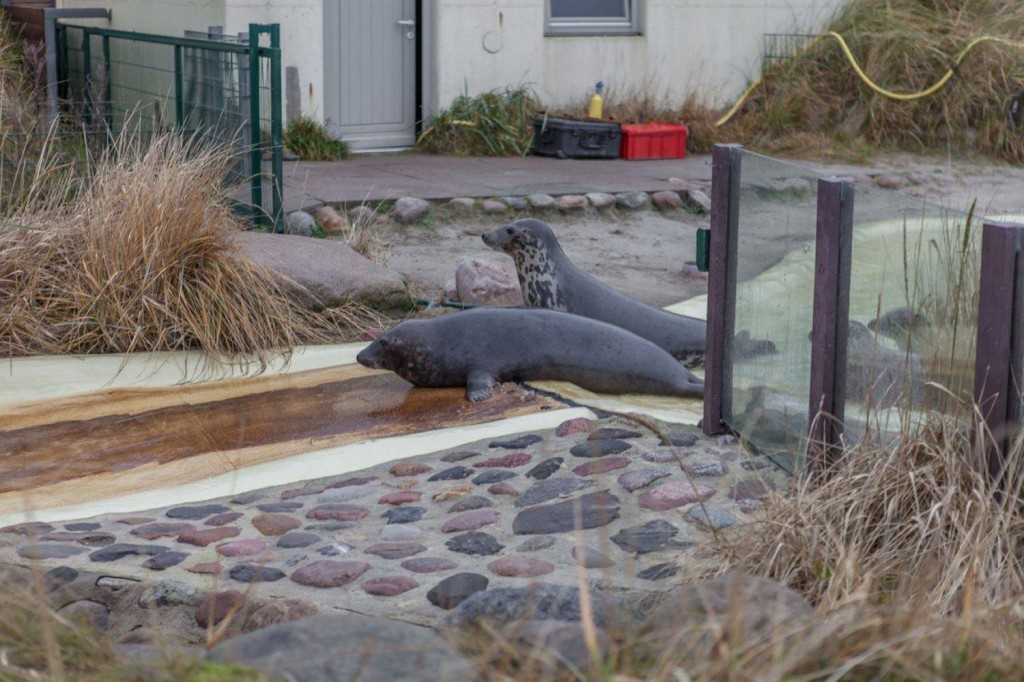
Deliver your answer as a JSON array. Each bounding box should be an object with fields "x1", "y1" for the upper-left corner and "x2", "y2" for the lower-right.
[{"x1": 396, "y1": 19, "x2": 415, "y2": 26}]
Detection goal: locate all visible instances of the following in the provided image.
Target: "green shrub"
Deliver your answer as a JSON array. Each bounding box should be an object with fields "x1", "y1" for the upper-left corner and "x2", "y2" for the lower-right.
[{"x1": 283, "y1": 116, "x2": 350, "y2": 161}]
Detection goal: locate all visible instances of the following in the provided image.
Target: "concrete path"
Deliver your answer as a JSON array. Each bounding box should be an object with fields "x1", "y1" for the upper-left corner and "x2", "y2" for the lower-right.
[{"x1": 282, "y1": 152, "x2": 883, "y2": 210}]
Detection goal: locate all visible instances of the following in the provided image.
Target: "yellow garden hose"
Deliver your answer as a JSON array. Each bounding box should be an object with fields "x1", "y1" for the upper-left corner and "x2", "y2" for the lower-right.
[{"x1": 716, "y1": 31, "x2": 1024, "y2": 127}]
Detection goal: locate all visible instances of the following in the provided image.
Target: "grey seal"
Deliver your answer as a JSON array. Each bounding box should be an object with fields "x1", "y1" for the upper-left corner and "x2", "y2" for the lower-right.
[
  {"x1": 482, "y1": 218, "x2": 775, "y2": 366},
  {"x1": 356, "y1": 307, "x2": 704, "y2": 402}
]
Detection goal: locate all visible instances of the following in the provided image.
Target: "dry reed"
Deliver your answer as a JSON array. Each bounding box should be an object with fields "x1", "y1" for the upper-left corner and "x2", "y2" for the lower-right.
[
  {"x1": 725, "y1": 0, "x2": 1024, "y2": 161},
  {"x1": 0, "y1": 131, "x2": 377, "y2": 370}
]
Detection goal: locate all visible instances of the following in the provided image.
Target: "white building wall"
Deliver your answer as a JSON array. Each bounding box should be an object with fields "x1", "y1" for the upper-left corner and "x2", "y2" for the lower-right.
[
  {"x1": 56, "y1": 0, "x2": 226, "y2": 36},
  {"x1": 223, "y1": 0, "x2": 323, "y2": 119},
  {"x1": 435, "y1": 0, "x2": 847, "y2": 111}
]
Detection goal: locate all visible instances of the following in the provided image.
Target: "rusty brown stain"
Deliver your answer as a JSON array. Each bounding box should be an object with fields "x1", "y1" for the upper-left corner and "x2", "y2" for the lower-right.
[{"x1": 0, "y1": 372, "x2": 560, "y2": 495}]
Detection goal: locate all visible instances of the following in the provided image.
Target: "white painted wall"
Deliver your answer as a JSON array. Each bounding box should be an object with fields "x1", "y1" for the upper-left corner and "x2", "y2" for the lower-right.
[
  {"x1": 56, "y1": 0, "x2": 225, "y2": 35},
  {"x1": 223, "y1": 0, "x2": 324, "y2": 118},
  {"x1": 434, "y1": 0, "x2": 848, "y2": 111},
  {"x1": 57, "y1": 0, "x2": 848, "y2": 129}
]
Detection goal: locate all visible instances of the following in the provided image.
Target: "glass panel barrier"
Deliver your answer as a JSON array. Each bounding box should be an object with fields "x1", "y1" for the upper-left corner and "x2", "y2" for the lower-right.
[
  {"x1": 726, "y1": 151, "x2": 822, "y2": 473},
  {"x1": 843, "y1": 185, "x2": 978, "y2": 446}
]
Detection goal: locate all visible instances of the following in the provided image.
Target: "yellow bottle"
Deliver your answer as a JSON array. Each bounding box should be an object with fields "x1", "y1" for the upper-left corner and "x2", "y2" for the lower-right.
[{"x1": 588, "y1": 81, "x2": 604, "y2": 119}]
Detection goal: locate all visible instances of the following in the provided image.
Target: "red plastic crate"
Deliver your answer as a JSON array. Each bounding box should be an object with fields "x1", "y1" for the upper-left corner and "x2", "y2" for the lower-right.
[{"x1": 620, "y1": 122, "x2": 688, "y2": 160}]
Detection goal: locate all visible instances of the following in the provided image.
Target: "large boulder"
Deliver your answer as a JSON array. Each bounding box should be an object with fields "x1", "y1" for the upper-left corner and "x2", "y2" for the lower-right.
[
  {"x1": 233, "y1": 231, "x2": 411, "y2": 311},
  {"x1": 454, "y1": 259, "x2": 523, "y2": 307},
  {"x1": 209, "y1": 613, "x2": 474, "y2": 682}
]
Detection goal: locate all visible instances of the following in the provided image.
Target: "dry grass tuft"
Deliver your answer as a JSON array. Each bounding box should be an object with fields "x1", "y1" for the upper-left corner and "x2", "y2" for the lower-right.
[
  {"x1": 0, "y1": 131, "x2": 375, "y2": 369},
  {"x1": 724, "y1": 0, "x2": 1024, "y2": 161},
  {"x1": 714, "y1": 420, "x2": 1024, "y2": 613}
]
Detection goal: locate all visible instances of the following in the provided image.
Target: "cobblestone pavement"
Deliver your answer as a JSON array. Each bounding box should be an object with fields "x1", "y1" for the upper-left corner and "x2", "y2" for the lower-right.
[{"x1": 0, "y1": 415, "x2": 788, "y2": 627}]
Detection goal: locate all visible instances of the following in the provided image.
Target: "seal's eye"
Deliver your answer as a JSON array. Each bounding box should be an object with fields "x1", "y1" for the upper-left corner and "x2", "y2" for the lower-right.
[
  {"x1": 506, "y1": 227, "x2": 514, "y2": 235},
  {"x1": 378, "y1": 338, "x2": 389, "y2": 347}
]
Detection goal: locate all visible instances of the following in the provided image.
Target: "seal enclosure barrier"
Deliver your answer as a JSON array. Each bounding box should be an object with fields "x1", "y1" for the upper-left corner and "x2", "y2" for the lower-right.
[{"x1": 704, "y1": 144, "x2": 1023, "y2": 485}]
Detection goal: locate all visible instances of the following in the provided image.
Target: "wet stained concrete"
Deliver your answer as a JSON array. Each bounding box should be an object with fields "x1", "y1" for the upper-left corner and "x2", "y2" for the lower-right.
[{"x1": 0, "y1": 366, "x2": 561, "y2": 496}]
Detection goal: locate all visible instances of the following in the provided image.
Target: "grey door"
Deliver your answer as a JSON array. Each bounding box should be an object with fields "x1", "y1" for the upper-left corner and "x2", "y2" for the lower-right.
[{"x1": 323, "y1": 0, "x2": 417, "y2": 150}]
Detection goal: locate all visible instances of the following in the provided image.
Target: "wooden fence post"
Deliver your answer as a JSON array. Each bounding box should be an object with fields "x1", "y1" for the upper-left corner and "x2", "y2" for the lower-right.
[
  {"x1": 806, "y1": 177, "x2": 854, "y2": 478},
  {"x1": 703, "y1": 144, "x2": 743, "y2": 436},
  {"x1": 974, "y1": 220, "x2": 1024, "y2": 486}
]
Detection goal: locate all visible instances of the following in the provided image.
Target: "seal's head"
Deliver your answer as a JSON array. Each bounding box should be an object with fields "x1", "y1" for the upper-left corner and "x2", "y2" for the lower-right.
[
  {"x1": 482, "y1": 219, "x2": 560, "y2": 263},
  {"x1": 482, "y1": 219, "x2": 565, "y2": 309},
  {"x1": 357, "y1": 325, "x2": 420, "y2": 373},
  {"x1": 868, "y1": 306, "x2": 930, "y2": 341}
]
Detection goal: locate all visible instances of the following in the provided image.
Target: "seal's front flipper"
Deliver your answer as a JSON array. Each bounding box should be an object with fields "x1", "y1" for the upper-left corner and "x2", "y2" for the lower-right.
[{"x1": 466, "y1": 371, "x2": 497, "y2": 402}]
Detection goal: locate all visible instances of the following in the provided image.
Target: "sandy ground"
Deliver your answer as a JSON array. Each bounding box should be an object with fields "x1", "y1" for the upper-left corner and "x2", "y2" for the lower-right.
[{"x1": 370, "y1": 152, "x2": 1024, "y2": 309}]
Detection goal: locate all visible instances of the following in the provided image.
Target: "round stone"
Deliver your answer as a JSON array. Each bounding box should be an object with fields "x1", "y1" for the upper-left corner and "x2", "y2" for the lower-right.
[
  {"x1": 615, "y1": 191, "x2": 651, "y2": 210},
  {"x1": 481, "y1": 199, "x2": 507, "y2": 214},
  {"x1": 489, "y1": 434, "x2": 542, "y2": 450},
  {"x1": 205, "y1": 512, "x2": 244, "y2": 527},
  {"x1": 326, "y1": 475, "x2": 378, "y2": 489},
  {"x1": 64, "y1": 523, "x2": 100, "y2": 531},
  {"x1": 611, "y1": 520, "x2": 689, "y2": 555},
  {"x1": 177, "y1": 527, "x2": 241, "y2": 547},
  {"x1": 556, "y1": 418, "x2": 592, "y2": 437},
  {"x1": 379, "y1": 491, "x2": 423, "y2": 506},
  {"x1": 448, "y1": 496, "x2": 493, "y2": 513},
  {"x1": 638, "y1": 482, "x2": 717, "y2": 511},
  {"x1": 525, "y1": 457, "x2": 563, "y2": 480},
  {"x1": 166, "y1": 504, "x2": 230, "y2": 520},
  {"x1": 651, "y1": 190, "x2": 684, "y2": 209},
  {"x1": 516, "y1": 536, "x2": 556, "y2": 552},
  {"x1": 291, "y1": 560, "x2": 371, "y2": 588},
  {"x1": 572, "y1": 546, "x2": 614, "y2": 568},
  {"x1": 194, "y1": 590, "x2": 246, "y2": 628},
  {"x1": 428, "y1": 466, "x2": 474, "y2": 482},
  {"x1": 474, "y1": 453, "x2": 532, "y2": 468},
  {"x1": 364, "y1": 542, "x2": 427, "y2": 560},
  {"x1": 252, "y1": 513, "x2": 301, "y2": 536},
  {"x1": 217, "y1": 539, "x2": 267, "y2": 557},
  {"x1": 667, "y1": 432, "x2": 699, "y2": 447},
  {"x1": 440, "y1": 450, "x2": 480, "y2": 463},
  {"x1": 40, "y1": 531, "x2": 115, "y2": 546},
  {"x1": 472, "y1": 470, "x2": 516, "y2": 485},
  {"x1": 131, "y1": 522, "x2": 195, "y2": 540},
  {"x1": 488, "y1": 482, "x2": 519, "y2": 497},
  {"x1": 526, "y1": 193, "x2": 555, "y2": 209},
  {"x1": 88, "y1": 543, "x2": 168, "y2": 562},
  {"x1": 558, "y1": 194, "x2": 588, "y2": 211},
  {"x1": 143, "y1": 551, "x2": 189, "y2": 571},
  {"x1": 426, "y1": 573, "x2": 489, "y2": 610},
  {"x1": 487, "y1": 556, "x2": 555, "y2": 578},
  {"x1": 306, "y1": 505, "x2": 368, "y2": 522},
  {"x1": 59, "y1": 600, "x2": 109, "y2": 631},
  {"x1": 617, "y1": 469, "x2": 671, "y2": 492},
  {"x1": 638, "y1": 563, "x2": 680, "y2": 581},
  {"x1": 317, "y1": 485, "x2": 377, "y2": 503},
  {"x1": 187, "y1": 562, "x2": 223, "y2": 575},
  {"x1": 441, "y1": 509, "x2": 500, "y2": 533},
  {"x1": 588, "y1": 427, "x2": 643, "y2": 440},
  {"x1": 401, "y1": 557, "x2": 458, "y2": 573},
  {"x1": 570, "y1": 440, "x2": 631, "y2": 458},
  {"x1": 729, "y1": 479, "x2": 776, "y2": 501},
  {"x1": 572, "y1": 456, "x2": 630, "y2": 477},
  {"x1": 502, "y1": 196, "x2": 528, "y2": 210},
  {"x1": 277, "y1": 531, "x2": 321, "y2": 549},
  {"x1": 281, "y1": 487, "x2": 323, "y2": 500},
  {"x1": 382, "y1": 506, "x2": 426, "y2": 524},
  {"x1": 515, "y1": 478, "x2": 591, "y2": 508},
  {"x1": 362, "y1": 576, "x2": 419, "y2": 597},
  {"x1": 641, "y1": 449, "x2": 679, "y2": 464},
  {"x1": 512, "y1": 491, "x2": 620, "y2": 535},
  {"x1": 390, "y1": 462, "x2": 432, "y2": 477},
  {"x1": 684, "y1": 503, "x2": 737, "y2": 531},
  {"x1": 684, "y1": 460, "x2": 728, "y2": 477},
  {"x1": 445, "y1": 532, "x2": 504, "y2": 556},
  {"x1": 43, "y1": 566, "x2": 78, "y2": 592},
  {"x1": 584, "y1": 193, "x2": 615, "y2": 209},
  {"x1": 230, "y1": 564, "x2": 286, "y2": 583},
  {"x1": 18, "y1": 544, "x2": 87, "y2": 560}
]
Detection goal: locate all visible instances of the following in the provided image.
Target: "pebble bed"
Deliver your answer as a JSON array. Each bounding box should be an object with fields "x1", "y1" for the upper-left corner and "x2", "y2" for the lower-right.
[{"x1": 0, "y1": 416, "x2": 788, "y2": 627}]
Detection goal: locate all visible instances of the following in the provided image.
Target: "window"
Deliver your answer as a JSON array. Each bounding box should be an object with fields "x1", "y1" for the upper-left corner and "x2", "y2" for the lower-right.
[{"x1": 545, "y1": 0, "x2": 641, "y2": 36}]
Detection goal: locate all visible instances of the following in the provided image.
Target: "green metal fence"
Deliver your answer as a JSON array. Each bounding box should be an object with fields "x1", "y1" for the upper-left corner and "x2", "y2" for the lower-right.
[{"x1": 57, "y1": 22, "x2": 284, "y2": 230}]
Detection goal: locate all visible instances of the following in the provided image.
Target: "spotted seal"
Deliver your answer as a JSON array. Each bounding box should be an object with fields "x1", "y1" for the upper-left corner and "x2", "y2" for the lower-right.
[
  {"x1": 483, "y1": 218, "x2": 775, "y2": 366},
  {"x1": 356, "y1": 308, "x2": 704, "y2": 402}
]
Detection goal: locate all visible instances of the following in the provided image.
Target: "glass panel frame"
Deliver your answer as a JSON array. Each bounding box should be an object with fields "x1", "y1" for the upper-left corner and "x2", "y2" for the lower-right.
[{"x1": 545, "y1": 0, "x2": 641, "y2": 36}]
